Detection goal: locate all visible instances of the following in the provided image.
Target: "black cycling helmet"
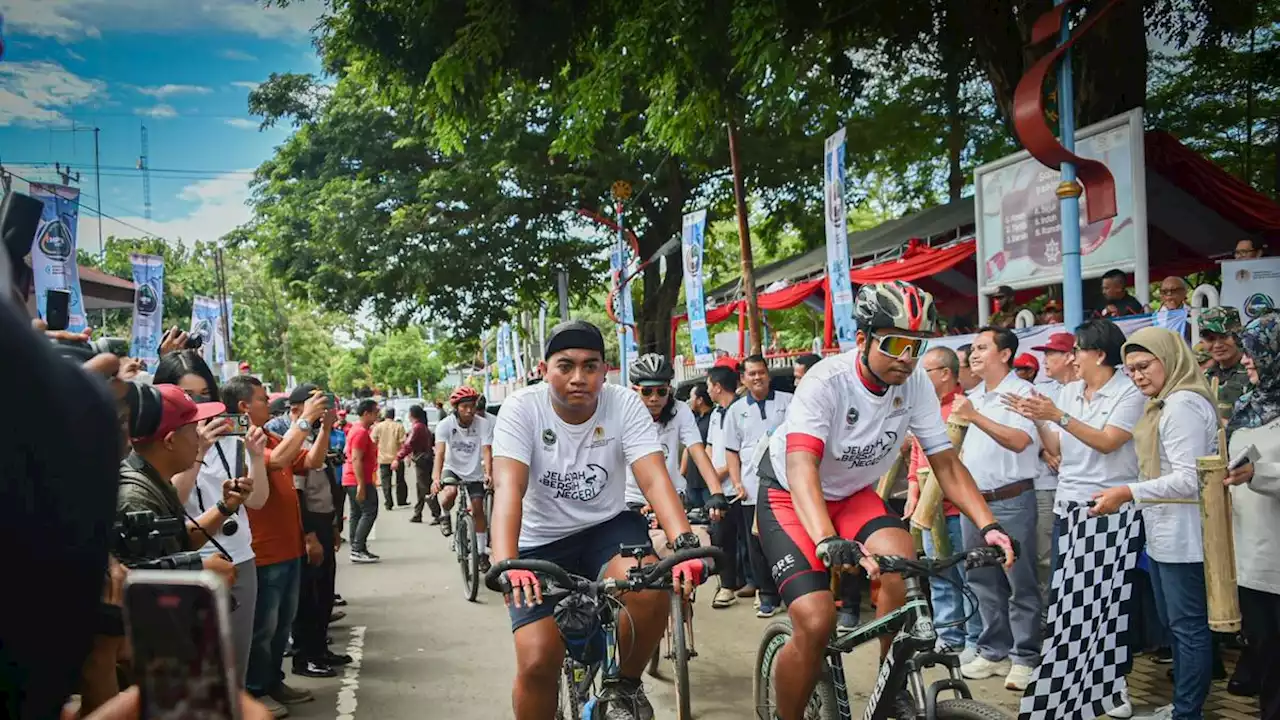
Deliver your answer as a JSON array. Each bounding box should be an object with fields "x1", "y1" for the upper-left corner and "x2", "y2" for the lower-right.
[
  {"x1": 629, "y1": 353, "x2": 674, "y2": 386},
  {"x1": 853, "y1": 280, "x2": 938, "y2": 334}
]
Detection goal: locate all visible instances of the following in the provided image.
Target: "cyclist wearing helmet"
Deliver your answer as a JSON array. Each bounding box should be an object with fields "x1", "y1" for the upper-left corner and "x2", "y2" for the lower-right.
[
  {"x1": 490, "y1": 321, "x2": 708, "y2": 720},
  {"x1": 432, "y1": 386, "x2": 494, "y2": 568},
  {"x1": 755, "y1": 280, "x2": 1015, "y2": 720},
  {"x1": 625, "y1": 354, "x2": 727, "y2": 521}
]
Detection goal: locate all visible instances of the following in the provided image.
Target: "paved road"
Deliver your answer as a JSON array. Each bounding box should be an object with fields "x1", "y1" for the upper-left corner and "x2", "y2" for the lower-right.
[{"x1": 279, "y1": 496, "x2": 1031, "y2": 719}]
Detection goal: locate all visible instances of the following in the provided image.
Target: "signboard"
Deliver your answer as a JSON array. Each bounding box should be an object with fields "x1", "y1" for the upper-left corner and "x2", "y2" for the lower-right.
[
  {"x1": 1221, "y1": 257, "x2": 1280, "y2": 323},
  {"x1": 974, "y1": 109, "x2": 1147, "y2": 302},
  {"x1": 29, "y1": 183, "x2": 87, "y2": 331},
  {"x1": 824, "y1": 128, "x2": 858, "y2": 351},
  {"x1": 681, "y1": 209, "x2": 714, "y2": 368},
  {"x1": 129, "y1": 253, "x2": 164, "y2": 369}
]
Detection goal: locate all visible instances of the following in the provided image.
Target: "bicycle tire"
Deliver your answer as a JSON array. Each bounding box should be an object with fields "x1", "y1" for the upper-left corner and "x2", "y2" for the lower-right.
[
  {"x1": 459, "y1": 512, "x2": 479, "y2": 602},
  {"x1": 753, "y1": 618, "x2": 839, "y2": 720},
  {"x1": 934, "y1": 698, "x2": 1014, "y2": 719},
  {"x1": 669, "y1": 594, "x2": 692, "y2": 720}
]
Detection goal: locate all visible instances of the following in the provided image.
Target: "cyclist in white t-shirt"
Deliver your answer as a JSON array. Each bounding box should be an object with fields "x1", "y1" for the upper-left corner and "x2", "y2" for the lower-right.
[
  {"x1": 431, "y1": 385, "x2": 494, "y2": 568},
  {"x1": 754, "y1": 281, "x2": 1016, "y2": 720},
  {"x1": 490, "y1": 321, "x2": 709, "y2": 720},
  {"x1": 624, "y1": 354, "x2": 727, "y2": 521}
]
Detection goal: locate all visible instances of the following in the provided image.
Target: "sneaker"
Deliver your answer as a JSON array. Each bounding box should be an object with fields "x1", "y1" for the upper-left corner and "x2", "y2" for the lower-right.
[
  {"x1": 1151, "y1": 646, "x2": 1173, "y2": 664},
  {"x1": 256, "y1": 695, "x2": 290, "y2": 718},
  {"x1": 960, "y1": 655, "x2": 1011, "y2": 680},
  {"x1": 330, "y1": 610, "x2": 347, "y2": 623},
  {"x1": 440, "y1": 518, "x2": 453, "y2": 537},
  {"x1": 351, "y1": 550, "x2": 378, "y2": 564},
  {"x1": 711, "y1": 588, "x2": 737, "y2": 608},
  {"x1": 333, "y1": 594, "x2": 347, "y2": 607},
  {"x1": 478, "y1": 554, "x2": 492, "y2": 574},
  {"x1": 324, "y1": 650, "x2": 353, "y2": 666},
  {"x1": 410, "y1": 514, "x2": 423, "y2": 523},
  {"x1": 363, "y1": 549, "x2": 381, "y2": 560},
  {"x1": 397, "y1": 503, "x2": 411, "y2": 508},
  {"x1": 959, "y1": 646, "x2": 979, "y2": 665},
  {"x1": 756, "y1": 600, "x2": 780, "y2": 618},
  {"x1": 735, "y1": 584, "x2": 757, "y2": 598},
  {"x1": 270, "y1": 683, "x2": 314, "y2": 705},
  {"x1": 1109, "y1": 686, "x2": 1133, "y2": 719},
  {"x1": 837, "y1": 609, "x2": 859, "y2": 630},
  {"x1": 595, "y1": 677, "x2": 654, "y2": 720},
  {"x1": 890, "y1": 689, "x2": 917, "y2": 719},
  {"x1": 429, "y1": 515, "x2": 444, "y2": 526},
  {"x1": 291, "y1": 659, "x2": 337, "y2": 678},
  {"x1": 1004, "y1": 664, "x2": 1034, "y2": 691}
]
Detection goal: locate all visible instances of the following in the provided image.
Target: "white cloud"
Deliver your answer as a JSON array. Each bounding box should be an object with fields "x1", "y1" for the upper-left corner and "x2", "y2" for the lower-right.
[
  {"x1": 0, "y1": 60, "x2": 105, "y2": 127},
  {"x1": 135, "y1": 104, "x2": 178, "y2": 119},
  {"x1": 134, "y1": 84, "x2": 212, "y2": 99},
  {"x1": 75, "y1": 172, "x2": 256, "y2": 248},
  {"x1": 66, "y1": 48, "x2": 86, "y2": 62},
  {"x1": 225, "y1": 118, "x2": 258, "y2": 129},
  {"x1": 219, "y1": 49, "x2": 259, "y2": 62},
  {"x1": 230, "y1": 81, "x2": 261, "y2": 91},
  {"x1": 1, "y1": 0, "x2": 322, "y2": 42}
]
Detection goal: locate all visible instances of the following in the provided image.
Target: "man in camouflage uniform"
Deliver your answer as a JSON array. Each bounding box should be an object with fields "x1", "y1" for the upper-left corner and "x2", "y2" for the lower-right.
[
  {"x1": 989, "y1": 285, "x2": 1020, "y2": 328},
  {"x1": 1197, "y1": 307, "x2": 1252, "y2": 419}
]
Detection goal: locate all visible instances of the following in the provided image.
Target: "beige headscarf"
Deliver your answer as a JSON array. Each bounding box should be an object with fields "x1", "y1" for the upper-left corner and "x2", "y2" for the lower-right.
[{"x1": 1122, "y1": 326, "x2": 1218, "y2": 480}]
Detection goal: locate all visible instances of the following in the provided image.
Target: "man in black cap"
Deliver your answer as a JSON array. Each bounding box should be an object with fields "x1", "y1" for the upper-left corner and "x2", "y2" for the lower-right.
[
  {"x1": 989, "y1": 286, "x2": 1020, "y2": 329},
  {"x1": 488, "y1": 320, "x2": 714, "y2": 719}
]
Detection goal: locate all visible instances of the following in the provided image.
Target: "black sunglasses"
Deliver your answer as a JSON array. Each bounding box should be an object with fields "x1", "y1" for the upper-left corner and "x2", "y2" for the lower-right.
[{"x1": 637, "y1": 386, "x2": 670, "y2": 398}]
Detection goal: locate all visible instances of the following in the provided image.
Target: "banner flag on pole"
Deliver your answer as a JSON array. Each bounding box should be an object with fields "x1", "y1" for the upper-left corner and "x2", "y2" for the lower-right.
[
  {"x1": 823, "y1": 130, "x2": 858, "y2": 351},
  {"x1": 190, "y1": 296, "x2": 222, "y2": 368},
  {"x1": 610, "y1": 247, "x2": 638, "y2": 359},
  {"x1": 129, "y1": 253, "x2": 164, "y2": 369},
  {"x1": 1019, "y1": 506, "x2": 1142, "y2": 720},
  {"x1": 29, "y1": 183, "x2": 87, "y2": 332},
  {"x1": 682, "y1": 209, "x2": 715, "y2": 368},
  {"x1": 212, "y1": 297, "x2": 233, "y2": 364}
]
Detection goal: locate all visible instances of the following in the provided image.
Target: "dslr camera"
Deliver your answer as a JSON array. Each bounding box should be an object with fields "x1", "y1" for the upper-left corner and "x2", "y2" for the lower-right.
[{"x1": 113, "y1": 510, "x2": 202, "y2": 571}]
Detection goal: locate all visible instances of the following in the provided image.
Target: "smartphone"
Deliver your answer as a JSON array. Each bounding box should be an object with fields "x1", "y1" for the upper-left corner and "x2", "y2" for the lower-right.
[
  {"x1": 1230, "y1": 444, "x2": 1260, "y2": 471},
  {"x1": 124, "y1": 570, "x2": 241, "y2": 720},
  {"x1": 46, "y1": 288, "x2": 71, "y2": 331},
  {"x1": 219, "y1": 413, "x2": 251, "y2": 436}
]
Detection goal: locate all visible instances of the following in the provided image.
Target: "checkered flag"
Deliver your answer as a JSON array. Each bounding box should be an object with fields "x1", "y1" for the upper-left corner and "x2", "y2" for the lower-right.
[{"x1": 1018, "y1": 505, "x2": 1142, "y2": 720}]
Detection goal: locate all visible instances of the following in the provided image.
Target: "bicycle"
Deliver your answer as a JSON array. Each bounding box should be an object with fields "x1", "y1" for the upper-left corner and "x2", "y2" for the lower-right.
[
  {"x1": 485, "y1": 544, "x2": 725, "y2": 720},
  {"x1": 440, "y1": 475, "x2": 488, "y2": 602},
  {"x1": 645, "y1": 506, "x2": 713, "y2": 720},
  {"x1": 753, "y1": 546, "x2": 1013, "y2": 720}
]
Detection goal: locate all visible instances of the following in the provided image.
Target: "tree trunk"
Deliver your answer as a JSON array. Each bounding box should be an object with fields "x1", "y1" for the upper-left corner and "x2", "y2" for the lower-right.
[
  {"x1": 636, "y1": 161, "x2": 687, "y2": 359},
  {"x1": 728, "y1": 117, "x2": 762, "y2": 356},
  {"x1": 941, "y1": 1, "x2": 967, "y2": 202}
]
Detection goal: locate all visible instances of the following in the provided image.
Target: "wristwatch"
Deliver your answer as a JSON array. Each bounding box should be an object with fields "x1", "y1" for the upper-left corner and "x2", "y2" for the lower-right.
[
  {"x1": 672, "y1": 532, "x2": 702, "y2": 551},
  {"x1": 295, "y1": 418, "x2": 312, "y2": 433},
  {"x1": 216, "y1": 500, "x2": 234, "y2": 516},
  {"x1": 1056, "y1": 412, "x2": 1071, "y2": 428}
]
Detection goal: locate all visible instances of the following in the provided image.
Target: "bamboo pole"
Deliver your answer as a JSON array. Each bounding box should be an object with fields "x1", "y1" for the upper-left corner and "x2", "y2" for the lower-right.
[{"x1": 1197, "y1": 455, "x2": 1242, "y2": 632}]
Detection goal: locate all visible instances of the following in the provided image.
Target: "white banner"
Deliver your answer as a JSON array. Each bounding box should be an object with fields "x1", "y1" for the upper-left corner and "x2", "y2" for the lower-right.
[
  {"x1": 824, "y1": 128, "x2": 858, "y2": 351},
  {"x1": 190, "y1": 296, "x2": 222, "y2": 368},
  {"x1": 29, "y1": 183, "x2": 87, "y2": 331},
  {"x1": 129, "y1": 253, "x2": 164, "y2": 369},
  {"x1": 1221, "y1": 257, "x2": 1280, "y2": 324},
  {"x1": 681, "y1": 209, "x2": 714, "y2": 368}
]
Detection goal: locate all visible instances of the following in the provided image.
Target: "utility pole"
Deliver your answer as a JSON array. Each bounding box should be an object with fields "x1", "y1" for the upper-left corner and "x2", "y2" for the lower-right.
[
  {"x1": 214, "y1": 246, "x2": 233, "y2": 360},
  {"x1": 139, "y1": 124, "x2": 152, "y2": 220},
  {"x1": 727, "y1": 116, "x2": 762, "y2": 355}
]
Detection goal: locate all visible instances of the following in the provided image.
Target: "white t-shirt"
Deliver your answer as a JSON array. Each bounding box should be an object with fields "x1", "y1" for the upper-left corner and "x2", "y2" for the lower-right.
[
  {"x1": 778, "y1": 353, "x2": 950, "y2": 501},
  {"x1": 1129, "y1": 391, "x2": 1216, "y2": 563},
  {"x1": 960, "y1": 371, "x2": 1041, "y2": 492},
  {"x1": 723, "y1": 390, "x2": 793, "y2": 505},
  {"x1": 186, "y1": 436, "x2": 255, "y2": 565},
  {"x1": 492, "y1": 383, "x2": 663, "y2": 548},
  {"x1": 625, "y1": 401, "x2": 703, "y2": 505},
  {"x1": 1052, "y1": 371, "x2": 1144, "y2": 507},
  {"x1": 436, "y1": 414, "x2": 494, "y2": 482}
]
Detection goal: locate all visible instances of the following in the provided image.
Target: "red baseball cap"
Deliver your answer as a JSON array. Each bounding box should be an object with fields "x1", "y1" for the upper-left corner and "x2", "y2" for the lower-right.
[
  {"x1": 713, "y1": 355, "x2": 741, "y2": 372},
  {"x1": 238, "y1": 361, "x2": 252, "y2": 370},
  {"x1": 1031, "y1": 332, "x2": 1075, "y2": 354},
  {"x1": 1013, "y1": 353, "x2": 1040, "y2": 374},
  {"x1": 135, "y1": 384, "x2": 225, "y2": 443}
]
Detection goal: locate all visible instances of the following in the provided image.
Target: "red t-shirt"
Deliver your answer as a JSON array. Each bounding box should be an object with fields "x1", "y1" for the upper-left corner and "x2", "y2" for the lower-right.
[
  {"x1": 248, "y1": 434, "x2": 306, "y2": 566},
  {"x1": 342, "y1": 424, "x2": 377, "y2": 487}
]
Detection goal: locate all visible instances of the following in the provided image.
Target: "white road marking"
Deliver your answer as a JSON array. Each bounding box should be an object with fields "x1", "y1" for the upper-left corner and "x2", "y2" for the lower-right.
[{"x1": 336, "y1": 626, "x2": 367, "y2": 720}]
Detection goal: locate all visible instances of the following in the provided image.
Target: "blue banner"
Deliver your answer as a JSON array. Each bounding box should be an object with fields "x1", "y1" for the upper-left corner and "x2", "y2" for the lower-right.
[
  {"x1": 190, "y1": 296, "x2": 221, "y2": 368},
  {"x1": 610, "y1": 247, "x2": 637, "y2": 361},
  {"x1": 681, "y1": 209, "x2": 714, "y2": 368},
  {"x1": 30, "y1": 183, "x2": 87, "y2": 332},
  {"x1": 129, "y1": 253, "x2": 164, "y2": 369},
  {"x1": 497, "y1": 323, "x2": 510, "y2": 382},
  {"x1": 505, "y1": 322, "x2": 518, "y2": 380},
  {"x1": 824, "y1": 130, "x2": 858, "y2": 351}
]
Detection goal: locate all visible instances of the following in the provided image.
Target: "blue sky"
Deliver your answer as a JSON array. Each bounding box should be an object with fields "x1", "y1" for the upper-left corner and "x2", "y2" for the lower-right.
[{"x1": 0, "y1": 0, "x2": 325, "y2": 253}]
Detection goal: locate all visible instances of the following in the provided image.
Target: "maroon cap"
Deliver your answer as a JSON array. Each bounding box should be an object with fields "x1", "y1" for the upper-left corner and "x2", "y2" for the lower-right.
[
  {"x1": 135, "y1": 384, "x2": 226, "y2": 443},
  {"x1": 1013, "y1": 353, "x2": 1040, "y2": 373},
  {"x1": 1032, "y1": 332, "x2": 1075, "y2": 354}
]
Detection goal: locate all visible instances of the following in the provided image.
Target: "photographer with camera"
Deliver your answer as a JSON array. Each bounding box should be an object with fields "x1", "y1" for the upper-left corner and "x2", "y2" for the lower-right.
[{"x1": 155, "y1": 350, "x2": 270, "y2": 688}]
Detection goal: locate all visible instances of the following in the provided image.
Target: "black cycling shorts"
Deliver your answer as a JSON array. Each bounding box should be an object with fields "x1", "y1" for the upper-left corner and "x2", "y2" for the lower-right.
[{"x1": 442, "y1": 469, "x2": 485, "y2": 500}]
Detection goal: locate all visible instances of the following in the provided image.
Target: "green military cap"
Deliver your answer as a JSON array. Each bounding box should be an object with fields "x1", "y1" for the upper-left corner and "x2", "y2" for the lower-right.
[{"x1": 1197, "y1": 307, "x2": 1243, "y2": 336}]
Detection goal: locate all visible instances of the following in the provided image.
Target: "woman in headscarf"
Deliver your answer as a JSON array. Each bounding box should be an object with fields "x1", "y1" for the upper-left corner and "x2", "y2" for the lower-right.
[
  {"x1": 1224, "y1": 311, "x2": 1280, "y2": 720},
  {"x1": 1092, "y1": 326, "x2": 1217, "y2": 720}
]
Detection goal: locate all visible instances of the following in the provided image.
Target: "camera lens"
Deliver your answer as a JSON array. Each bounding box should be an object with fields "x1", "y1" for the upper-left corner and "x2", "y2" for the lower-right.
[{"x1": 222, "y1": 516, "x2": 239, "y2": 537}]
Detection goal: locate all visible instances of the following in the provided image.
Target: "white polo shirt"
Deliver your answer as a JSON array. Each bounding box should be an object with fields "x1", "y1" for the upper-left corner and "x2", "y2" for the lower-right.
[
  {"x1": 492, "y1": 383, "x2": 662, "y2": 548},
  {"x1": 707, "y1": 405, "x2": 729, "y2": 469},
  {"x1": 960, "y1": 371, "x2": 1040, "y2": 492},
  {"x1": 1052, "y1": 371, "x2": 1144, "y2": 507},
  {"x1": 723, "y1": 389, "x2": 792, "y2": 505},
  {"x1": 436, "y1": 413, "x2": 494, "y2": 482},
  {"x1": 1129, "y1": 390, "x2": 1217, "y2": 563},
  {"x1": 779, "y1": 353, "x2": 951, "y2": 502},
  {"x1": 1034, "y1": 382, "x2": 1064, "y2": 491},
  {"x1": 625, "y1": 401, "x2": 703, "y2": 505}
]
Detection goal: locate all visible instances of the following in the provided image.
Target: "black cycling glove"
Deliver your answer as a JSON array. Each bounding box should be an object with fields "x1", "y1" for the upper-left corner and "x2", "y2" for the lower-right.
[
  {"x1": 706, "y1": 493, "x2": 729, "y2": 512},
  {"x1": 814, "y1": 536, "x2": 862, "y2": 569}
]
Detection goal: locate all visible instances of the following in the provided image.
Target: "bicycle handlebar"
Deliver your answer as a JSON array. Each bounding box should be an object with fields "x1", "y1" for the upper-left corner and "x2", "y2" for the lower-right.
[
  {"x1": 484, "y1": 546, "x2": 727, "y2": 595},
  {"x1": 831, "y1": 545, "x2": 1009, "y2": 581}
]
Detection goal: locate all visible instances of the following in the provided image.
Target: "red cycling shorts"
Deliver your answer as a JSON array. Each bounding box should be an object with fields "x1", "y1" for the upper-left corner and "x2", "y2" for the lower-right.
[{"x1": 756, "y1": 484, "x2": 907, "y2": 606}]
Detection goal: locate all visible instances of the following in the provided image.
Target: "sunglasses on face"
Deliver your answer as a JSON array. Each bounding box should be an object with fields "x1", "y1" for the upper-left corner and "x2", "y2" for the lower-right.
[
  {"x1": 637, "y1": 386, "x2": 670, "y2": 398},
  {"x1": 875, "y1": 334, "x2": 929, "y2": 360},
  {"x1": 184, "y1": 389, "x2": 212, "y2": 403}
]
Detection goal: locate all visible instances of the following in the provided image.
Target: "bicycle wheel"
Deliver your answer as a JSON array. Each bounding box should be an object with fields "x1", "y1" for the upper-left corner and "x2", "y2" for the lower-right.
[
  {"x1": 934, "y1": 699, "x2": 1013, "y2": 719},
  {"x1": 753, "y1": 618, "x2": 839, "y2": 720},
  {"x1": 458, "y1": 512, "x2": 479, "y2": 602},
  {"x1": 668, "y1": 594, "x2": 692, "y2": 720}
]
